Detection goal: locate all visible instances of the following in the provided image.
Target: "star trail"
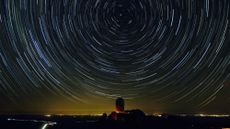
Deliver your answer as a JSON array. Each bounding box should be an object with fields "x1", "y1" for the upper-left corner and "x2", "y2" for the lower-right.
[{"x1": 0, "y1": 0, "x2": 230, "y2": 114}]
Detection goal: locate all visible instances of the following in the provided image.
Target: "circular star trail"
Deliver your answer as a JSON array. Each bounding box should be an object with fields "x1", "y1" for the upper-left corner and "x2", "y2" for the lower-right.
[{"x1": 0, "y1": 0, "x2": 230, "y2": 108}]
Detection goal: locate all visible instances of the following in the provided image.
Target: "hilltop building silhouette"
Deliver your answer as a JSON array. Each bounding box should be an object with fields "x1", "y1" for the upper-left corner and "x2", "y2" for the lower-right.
[
  {"x1": 109, "y1": 97, "x2": 145, "y2": 121},
  {"x1": 115, "y1": 97, "x2": 125, "y2": 112}
]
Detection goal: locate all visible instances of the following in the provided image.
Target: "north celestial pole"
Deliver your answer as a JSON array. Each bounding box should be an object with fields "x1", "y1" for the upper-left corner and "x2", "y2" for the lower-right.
[{"x1": 0, "y1": 0, "x2": 230, "y2": 114}]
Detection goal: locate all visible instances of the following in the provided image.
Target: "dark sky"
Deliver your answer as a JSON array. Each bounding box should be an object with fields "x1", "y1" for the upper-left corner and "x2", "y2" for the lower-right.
[{"x1": 0, "y1": 0, "x2": 230, "y2": 115}]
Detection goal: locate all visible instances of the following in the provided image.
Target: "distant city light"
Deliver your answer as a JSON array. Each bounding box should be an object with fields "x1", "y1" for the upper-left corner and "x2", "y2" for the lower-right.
[
  {"x1": 45, "y1": 115, "x2": 52, "y2": 117},
  {"x1": 194, "y1": 114, "x2": 230, "y2": 117}
]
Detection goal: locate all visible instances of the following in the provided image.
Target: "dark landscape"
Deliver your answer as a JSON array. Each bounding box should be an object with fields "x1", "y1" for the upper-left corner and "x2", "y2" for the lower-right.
[{"x1": 0, "y1": 114, "x2": 230, "y2": 129}]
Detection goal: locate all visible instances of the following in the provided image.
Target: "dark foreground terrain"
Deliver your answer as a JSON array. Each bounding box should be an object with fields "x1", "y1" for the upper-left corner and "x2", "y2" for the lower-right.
[{"x1": 0, "y1": 115, "x2": 230, "y2": 129}]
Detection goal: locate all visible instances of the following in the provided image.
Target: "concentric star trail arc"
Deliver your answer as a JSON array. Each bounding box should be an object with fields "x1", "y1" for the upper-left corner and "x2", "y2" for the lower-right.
[{"x1": 0, "y1": 0, "x2": 230, "y2": 112}]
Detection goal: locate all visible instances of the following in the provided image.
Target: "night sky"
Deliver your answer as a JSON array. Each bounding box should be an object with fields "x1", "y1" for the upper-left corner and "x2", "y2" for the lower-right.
[{"x1": 0, "y1": 0, "x2": 230, "y2": 115}]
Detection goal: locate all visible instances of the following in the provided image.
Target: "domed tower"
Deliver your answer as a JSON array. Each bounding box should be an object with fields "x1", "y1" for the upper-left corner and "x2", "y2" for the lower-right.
[{"x1": 115, "y1": 97, "x2": 124, "y2": 112}]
